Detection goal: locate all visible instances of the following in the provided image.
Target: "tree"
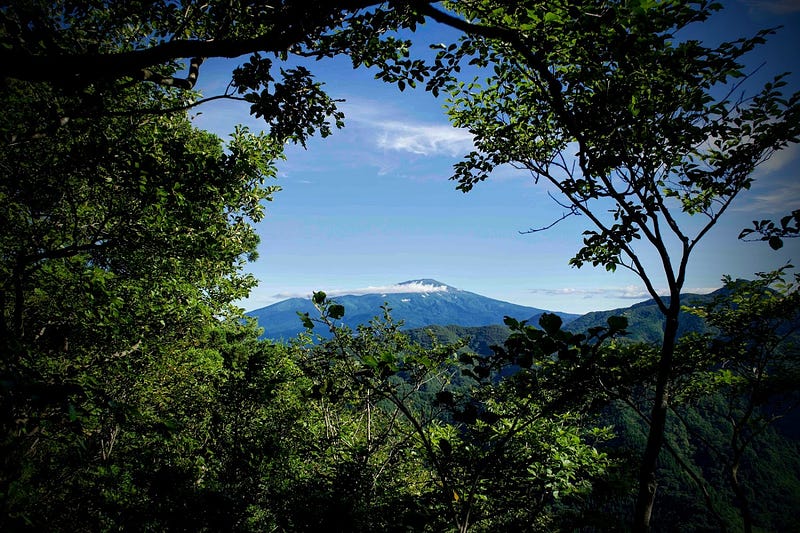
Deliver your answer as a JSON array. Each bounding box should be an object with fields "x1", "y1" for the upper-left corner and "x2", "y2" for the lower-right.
[
  {"x1": 330, "y1": 1, "x2": 800, "y2": 529},
  {"x1": 0, "y1": 2, "x2": 446, "y2": 528},
  {"x1": 0, "y1": 67, "x2": 286, "y2": 528},
  {"x1": 673, "y1": 267, "x2": 800, "y2": 532},
  {"x1": 0, "y1": 0, "x2": 442, "y2": 146},
  {"x1": 6, "y1": 2, "x2": 798, "y2": 528},
  {"x1": 293, "y1": 294, "x2": 615, "y2": 532},
  {"x1": 739, "y1": 209, "x2": 800, "y2": 250},
  {"x1": 0, "y1": 0, "x2": 408, "y2": 86}
]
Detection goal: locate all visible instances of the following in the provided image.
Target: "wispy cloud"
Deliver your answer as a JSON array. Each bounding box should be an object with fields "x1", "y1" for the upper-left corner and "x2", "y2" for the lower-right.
[
  {"x1": 376, "y1": 121, "x2": 474, "y2": 157},
  {"x1": 271, "y1": 281, "x2": 450, "y2": 300},
  {"x1": 741, "y1": 0, "x2": 800, "y2": 14},
  {"x1": 341, "y1": 98, "x2": 474, "y2": 158},
  {"x1": 531, "y1": 285, "x2": 719, "y2": 301},
  {"x1": 532, "y1": 288, "x2": 609, "y2": 297},
  {"x1": 738, "y1": 179, "x2": 800, "y2": 214},
  {"x1": 755, "y1": 143, "x2": 800, "y2": 177}
]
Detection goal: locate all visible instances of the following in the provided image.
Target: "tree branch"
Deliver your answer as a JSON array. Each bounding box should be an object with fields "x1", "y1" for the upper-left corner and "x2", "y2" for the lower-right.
[
  {"x1": 520, "y1": 193, "x2": 580, "y2": 233},
  {"x1": 0, "y1": 0, "x2": 395, "y2": 86},
  {"x1": 139, "y1": 56, "x2": 204, "y2": 90},
  {"x1": 417, "y1": 2, "x2": 584, "y2": 146}
]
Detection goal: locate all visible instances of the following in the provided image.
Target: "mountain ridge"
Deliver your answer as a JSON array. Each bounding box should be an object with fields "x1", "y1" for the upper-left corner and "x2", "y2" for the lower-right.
[
  {"x1": 248, "y1": 279, "x2": 578, "y2": 340},
  {"x1": 406, "y1": 289, "x2": 726, "y2": 355},
  {"x1": 247, "y1": 280, "x2": 726, "y2": 343}
]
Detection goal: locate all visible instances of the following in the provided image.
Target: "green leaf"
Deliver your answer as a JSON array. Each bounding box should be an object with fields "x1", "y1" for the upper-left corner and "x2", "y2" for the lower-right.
[
  {"x1": 607, "y1": 315, "x2": 628, "y2": 332},
  {"x1": 539, "y1": 313, "x2": 563, "y2": 335},
  {"x1": 297, "y1": 311, "x2": 314, "y2": 330},
  {"x1": 312, "y1": 291, "x2": 327, "y2": 305},
  {"x1": 544, "y1": 11, "x2": 560, "y2": 23},
  {"x1": 328, "y1": 303, "x2": 345, "y2": 320}
]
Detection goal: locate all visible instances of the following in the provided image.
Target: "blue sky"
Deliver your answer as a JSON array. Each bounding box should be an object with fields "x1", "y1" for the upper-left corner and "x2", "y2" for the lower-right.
[{"x1": 193, "y1": 1, "x2": 800, "y2": 314}]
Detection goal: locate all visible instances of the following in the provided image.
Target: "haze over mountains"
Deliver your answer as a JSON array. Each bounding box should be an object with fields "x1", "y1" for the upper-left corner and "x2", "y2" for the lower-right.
[{"x1": 248, "y1": 279, "x2": 579, "y2": 340}]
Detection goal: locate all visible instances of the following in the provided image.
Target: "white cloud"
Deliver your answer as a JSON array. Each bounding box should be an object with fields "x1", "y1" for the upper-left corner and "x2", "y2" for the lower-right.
[
  {"x1": 742, "y1": 0, "x2": 800, "y2": 14},
  {"x1": 270, "y1": 281, "x2": 449, "y2": 301},
  {"x1": 618, "y1": 285, "x2": 662, "y2": 299},
  {"x1": 376, "y1": 121, "x2": 475, "y2": 157},
  {"x1": 269, "y1": 290, "x2": 311, "y2": 300},
  {"x1": 532, "y1": 287, "x2": 609, "y2": 297},
  {"x1": 621, "y1": 286, "x2": 719, "y2": 299},
  {"x1": 531, "y1": 285, "x2": 718, "y2": 301},
  {"x1": 341, "y1": 98, "x2": 474, "y2": 158},
  {"x1": 757, "y1": 143, "x2": 800, "y2": 176},
  {"x1": 739, "y1": 179, "x2": 800, "y2": 214},
  {"x1": 332, "y1": 281, "x2": 450, "y2": 296},
  {"x1": 729, "y1": 143, "x2": 799, "y2": 214}
]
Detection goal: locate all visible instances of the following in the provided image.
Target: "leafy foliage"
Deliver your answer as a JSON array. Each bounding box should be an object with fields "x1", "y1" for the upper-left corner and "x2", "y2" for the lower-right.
[
  {"x1": 575, "y1": 269, "x2": 800, "y2": 531},
  {"x1": 0, "y1": 45, "x2": 284, "y2": 530},
  {"x1": 338, "y1": 1, "x2": 799, "y2": 526},
  {"x1": 3, "y1": 2, "x2": 800, "y2": 531},
  {"x1": 672, "y1": 268, "x2": 800, "y2": 531},
  {"x1": 739, "y1": 209, "x2": 800, "y2": 250},
  {"x1": 291, "y1": 296, "x2": 616, "y2": 531},
  {"x1": 0, "y1": 1, "x2": 430, "y2": 145}
]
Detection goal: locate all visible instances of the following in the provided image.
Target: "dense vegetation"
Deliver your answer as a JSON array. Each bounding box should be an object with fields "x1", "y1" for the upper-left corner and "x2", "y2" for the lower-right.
[{"x1": 2, "y1": 1, "x2": 799, "y2": 531}]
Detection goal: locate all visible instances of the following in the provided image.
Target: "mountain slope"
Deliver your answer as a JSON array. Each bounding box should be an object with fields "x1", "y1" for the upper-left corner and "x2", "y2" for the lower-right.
[
  {"x1": 564, "y1": 292, "x2": 716, "y2": 343},
  {"x1": 248, "y1": 279, "x2": 578, "y2": 341},
  {"x1": 405, "y1": 290, "x2": 724, "y2": 355},
  {"x1": 406, "y1": 324, "x2": 512, "y2": 355}
]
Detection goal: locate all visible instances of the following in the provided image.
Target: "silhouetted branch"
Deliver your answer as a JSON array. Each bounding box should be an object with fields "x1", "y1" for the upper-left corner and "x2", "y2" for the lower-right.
[
  {"x1": 0, "y1": 0, "x2": 412, "y2": 87},
  {"x1": 520, "y1": 193, "x2": 580, "y2": 233}
]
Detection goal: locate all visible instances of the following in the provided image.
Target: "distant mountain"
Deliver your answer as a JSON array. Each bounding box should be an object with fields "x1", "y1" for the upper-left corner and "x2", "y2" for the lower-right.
[
  {"x1": 564, "y1": 291, "x2": 718, "y2": 343},
  {"x1": 405, "y1": 290, "x2": 725, "y2": 355},
  {"x1": 248, "y1": 279, "x2": 579, "y2": 341}
]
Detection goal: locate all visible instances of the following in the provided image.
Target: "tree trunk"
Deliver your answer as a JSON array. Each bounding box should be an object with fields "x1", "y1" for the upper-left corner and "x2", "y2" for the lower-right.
[
  {"x1": 730, "y1": 458, "x2": 753, "y2": 533},
  {"x1": 633, "y1": 308, "x2": 680, "y2": 532}
]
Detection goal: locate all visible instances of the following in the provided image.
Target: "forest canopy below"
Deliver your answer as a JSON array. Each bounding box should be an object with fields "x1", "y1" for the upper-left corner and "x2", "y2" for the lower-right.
[{"x1": 2, "y1": 1, "x2": 799, "y2": 531}]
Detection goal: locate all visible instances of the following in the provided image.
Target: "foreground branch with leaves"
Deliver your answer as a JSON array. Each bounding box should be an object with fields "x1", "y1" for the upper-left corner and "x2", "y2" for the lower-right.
[
  {"x1": 293, "y1": 293, "x2": 616, "y2": 531},
  {"x1": 3, "y1": 1, "x2": 799, "y2": 530},
  {"x1": 325, "y1": 2, "x2": 799, "y2": 527}
]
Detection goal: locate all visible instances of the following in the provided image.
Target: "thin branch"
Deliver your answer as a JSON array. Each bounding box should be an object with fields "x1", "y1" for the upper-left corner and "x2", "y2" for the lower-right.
[
  {"x1": 416, "y1": 2, "x2": 585, "y2": 148},
  {"x1": 22, "y1": 240, "x2": 114, "y2": 266},
  {"x1": 653, "y1": 179, "x2": 690, "y2": 245},
  {"x1": 520, "y1": 195, "x2": 580, "y2": 233},
  {"x1": 5, "y1": 93, "x2": 248, "y2": 146},
  {"x1": 105, "y1": 93, "x2": 250, "y2": 117}
]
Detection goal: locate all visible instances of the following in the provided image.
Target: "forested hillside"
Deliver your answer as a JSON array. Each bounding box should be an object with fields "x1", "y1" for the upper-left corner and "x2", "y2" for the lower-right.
[
  {"x1": 565, "y1": 293, "x2": 714, "y2": 344},
  {"x1": 407, "y1": 293, "x2": 800, "y2": 531},
  {"x1": 2, "y1": 1, "x2": 799, "y2": 532},
  {"x1": 406, "y1": 290, "x2": 717, "y2": 351}
]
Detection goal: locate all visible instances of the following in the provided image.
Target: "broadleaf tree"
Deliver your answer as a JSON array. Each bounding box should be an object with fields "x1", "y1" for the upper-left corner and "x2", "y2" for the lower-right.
[
  {"x1": 295, "y1": 295, "x2": 615, "y2": 532},
  {"x1": 0, "y1": 2, "x2": 433, "y2": 528},
  {"x1": 672, "y1": 267, "x2": 800, "y2": 532},
  {"x1": 0, "y1": 0, "x2": 441, "y2": 144},
  {"x1": 5, "y1": 1, "x2": 799, "y2": 529},
  {"x1": 0, "y1": 43, "x2": 291, "y2": 530},
  {"x1": 328, "y1": 1, "x2": 800, "y2": 529}
]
